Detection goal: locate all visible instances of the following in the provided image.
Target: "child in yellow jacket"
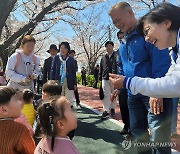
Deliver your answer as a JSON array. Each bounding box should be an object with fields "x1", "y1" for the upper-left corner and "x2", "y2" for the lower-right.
[{"x1": 22, "y1": 89, "x2": 36, "y2": 126}]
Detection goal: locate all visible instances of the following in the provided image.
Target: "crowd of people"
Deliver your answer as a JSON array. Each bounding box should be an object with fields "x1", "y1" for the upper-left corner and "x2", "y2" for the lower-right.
[{"x1": 0, "y1": 1, "x2": 179, "y2": 154}]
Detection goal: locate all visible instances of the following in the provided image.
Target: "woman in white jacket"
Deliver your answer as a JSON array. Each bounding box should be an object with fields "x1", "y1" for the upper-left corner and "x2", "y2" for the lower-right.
[
  {"x1": 110, "y1": 3, "x2": 180, "y2": 98},
  {"x1": 5, "y1": 35, "x2": 40, "y2": 91}
]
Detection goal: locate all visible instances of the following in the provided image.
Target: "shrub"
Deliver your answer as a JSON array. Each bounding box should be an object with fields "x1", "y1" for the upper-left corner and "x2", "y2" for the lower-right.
[
  {"x1": 76, "y1": 74, "x2": 101, "y2": 88},
  {"x1": 76, "y1": 74, "x2": 81, "y2": 84},
  {"x1": 86, "y1": 75, "x2": 95, "y2": 87}
]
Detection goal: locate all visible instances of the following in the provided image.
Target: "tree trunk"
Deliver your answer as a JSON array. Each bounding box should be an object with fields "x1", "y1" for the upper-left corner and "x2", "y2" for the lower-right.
[
  {"x1": 0, "y1": 0, "x2": 17, "y2": 37},
  {"x1": 88, "y1": 59, "x2": 97, "y2": 75}
]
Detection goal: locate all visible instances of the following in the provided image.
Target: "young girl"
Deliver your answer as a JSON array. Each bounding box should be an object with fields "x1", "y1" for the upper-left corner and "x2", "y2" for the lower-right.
[
  {"x1": 50, "y1": 42, "x2": 77, "y2": 106},
  {"x1": 0, "y1": 86, "x2": 35, "y2": 153},
  {"x1": 15, "y1": 112, "x2": 34, "y2": 137},
  {"x1": 34, "y1": 96, "x2": 80, "y2": 154},
  {"x1": 34, "y1": 80, "x2": 62, "y2": 145},
  {"x1": 5, "y1": 35, "x2": 40, "y2": 91},
  {"x1": 21, "y1": 89, "x2": 36, "y2": 126},
  {"x1": 14, "y1": 89, "x2": 34, "y2": 136}
]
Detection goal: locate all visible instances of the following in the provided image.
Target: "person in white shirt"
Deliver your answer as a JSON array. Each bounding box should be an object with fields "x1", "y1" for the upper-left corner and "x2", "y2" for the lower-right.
[{"x1": 5, "y1": 35, "x2": 40, "y2": 91}]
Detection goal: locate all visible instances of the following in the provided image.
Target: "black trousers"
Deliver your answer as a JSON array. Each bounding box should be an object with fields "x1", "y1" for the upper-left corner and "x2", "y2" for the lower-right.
[
  {"x1": 81, "y1": 76, "x2": 86, "y2": 85},
  {"x1": 74, "y1": 88, "x2": 80, "y2": 105},
  {"x1": 93, "y1": 77, "x2": 98, "y2": 88},
  {"x1": 37, "y1": 80, "x2": 43, "y2": 94},
  {"x1": 118, "y1": 89, "x2": 130, "y2": 130}
]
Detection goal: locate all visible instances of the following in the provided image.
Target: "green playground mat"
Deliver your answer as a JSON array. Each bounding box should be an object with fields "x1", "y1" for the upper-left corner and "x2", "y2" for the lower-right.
[{"x1": 73, "y1": 107, "x2": 134, "y2": 154}]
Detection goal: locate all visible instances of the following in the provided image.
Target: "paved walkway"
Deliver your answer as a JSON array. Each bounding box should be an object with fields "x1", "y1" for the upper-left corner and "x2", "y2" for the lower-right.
[
  {"x1": 77, "y1": 85, "x2": 180, "y2": 152},
  {"x1": 74, "y1": 107, "x2": 127, "y2": 154}
]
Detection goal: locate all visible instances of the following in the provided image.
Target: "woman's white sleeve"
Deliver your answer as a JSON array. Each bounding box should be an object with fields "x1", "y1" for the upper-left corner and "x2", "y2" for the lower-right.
[{"x1": 129, "y1": 57, "x2": 180, "y2": 98}]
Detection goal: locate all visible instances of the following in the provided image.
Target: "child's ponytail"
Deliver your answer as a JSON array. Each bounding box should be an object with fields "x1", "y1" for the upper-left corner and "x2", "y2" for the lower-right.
[
  {"x1": 43, "y1": 103, "x2": 55, "y2": 151},
  {"x1": 38, "y1": 96, "x2": 67, "y2": 151},
  {"x1": 23, "y1": 89, "x2": 33, "y2": 103}
]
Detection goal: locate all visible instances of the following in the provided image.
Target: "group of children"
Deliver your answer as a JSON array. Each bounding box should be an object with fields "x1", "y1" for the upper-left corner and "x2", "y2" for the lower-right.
[
  {"x1": 0, "y1": 31, "x2": 81, "y2": 153},
  {"x1": 0, "y1": 80, "x2": 80, "y2": 154}
]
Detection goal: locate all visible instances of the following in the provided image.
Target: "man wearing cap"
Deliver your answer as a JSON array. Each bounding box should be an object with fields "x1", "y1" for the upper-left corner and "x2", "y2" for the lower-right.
[
  {"x1": 99, "y1": 41, "x2": 118, "y2": 119},
  {"x1": 43, "y1": 44, "x2": 58, "y2": 84}
]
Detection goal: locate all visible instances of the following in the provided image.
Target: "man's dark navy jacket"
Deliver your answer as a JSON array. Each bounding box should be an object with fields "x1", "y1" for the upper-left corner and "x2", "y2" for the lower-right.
[
  {"x1": 50, "y1": 55, "x2": 77, "y2": 90},
  {"x1": 43, "y1": 57, "x2": 53, "y2": 84}
]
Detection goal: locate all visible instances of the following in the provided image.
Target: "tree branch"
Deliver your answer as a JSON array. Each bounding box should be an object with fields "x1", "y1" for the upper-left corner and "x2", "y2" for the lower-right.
[
  {"x1": 0, "y1": 0, "x2": 76, "y2": 52},
  {"x1": 0, "y1": 0, "x2": 17, "y2": 37}
]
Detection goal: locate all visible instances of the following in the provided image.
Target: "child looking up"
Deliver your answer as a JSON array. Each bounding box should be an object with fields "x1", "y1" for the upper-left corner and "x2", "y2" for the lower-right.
[{"x1": 35, "y1": 96, "x2": 80, "y2": 154}]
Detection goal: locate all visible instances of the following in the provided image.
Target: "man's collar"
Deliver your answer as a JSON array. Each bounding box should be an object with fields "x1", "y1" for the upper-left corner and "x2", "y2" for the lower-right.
[{"x1": 106, "y1": 51, "x2": 114, "y2": 57}]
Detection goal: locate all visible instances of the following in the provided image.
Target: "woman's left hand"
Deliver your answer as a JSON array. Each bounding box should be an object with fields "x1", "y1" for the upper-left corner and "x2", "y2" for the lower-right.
[{"x1": 109, "y1": 73, "x2": 125, "y2": 89}]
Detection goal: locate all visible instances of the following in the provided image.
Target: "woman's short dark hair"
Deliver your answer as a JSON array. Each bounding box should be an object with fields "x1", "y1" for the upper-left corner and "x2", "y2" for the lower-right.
[
  {"x1": 23, "y1": 89, "x2": 34, "y2": 103},
  {"x1": 59, "y1": 42, "x2": 71, "y2": 52},
  {"x1": 0, "y1": 86, "x2": 17, "y2": 105},
  {"x1": 137, "y1": 3, "x2": 180, "y2": 36},
  {"x1": 42, "y1": 80, "x2": 62, "y2": 96}
]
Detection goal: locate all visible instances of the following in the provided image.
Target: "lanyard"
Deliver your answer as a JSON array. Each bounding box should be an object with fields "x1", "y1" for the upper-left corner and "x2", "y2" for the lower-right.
[{"x1": 59, "y1": 55, "x2": 69, "y2": 84}]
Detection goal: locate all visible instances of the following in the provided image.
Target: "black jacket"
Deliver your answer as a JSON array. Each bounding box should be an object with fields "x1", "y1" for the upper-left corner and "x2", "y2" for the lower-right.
[
  {"x1": 75, "y1": 59, "x2": 78, "y2": 72},
  {"x1": 99, "y1": 51, "x2": 118, "y2": 81},
  {"x1": 94, "y1": 67, "x2": 99, "y2": 79},
  {"x1": 43, "y1": 57, "x2": 53, "y2": 84}
]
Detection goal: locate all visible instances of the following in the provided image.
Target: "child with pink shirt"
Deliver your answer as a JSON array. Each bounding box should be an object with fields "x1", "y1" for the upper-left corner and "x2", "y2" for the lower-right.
[
  {"x1": 15, "y1": 113, "x2": 34, "y2": 137},
  {"x1": 34, "y1": 96, "x2": 80, "y2": 154}
]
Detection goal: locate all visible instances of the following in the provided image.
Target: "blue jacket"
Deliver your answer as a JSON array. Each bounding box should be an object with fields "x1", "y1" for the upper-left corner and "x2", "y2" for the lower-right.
[
  {"x1": 50, "y1": 55, "x2": 77, "y2": 90},
  {"x1": 118, "y1": 29, "x2": 171, "y2": 95},
  {"x1": 118, "y1": 29, "x2": 171, "y2": 78}
]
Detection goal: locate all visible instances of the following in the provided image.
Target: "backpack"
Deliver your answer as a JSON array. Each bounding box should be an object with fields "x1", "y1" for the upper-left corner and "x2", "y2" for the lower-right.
[{"x1": 15, "y1": 52, "x2": 37, "y2": 68}]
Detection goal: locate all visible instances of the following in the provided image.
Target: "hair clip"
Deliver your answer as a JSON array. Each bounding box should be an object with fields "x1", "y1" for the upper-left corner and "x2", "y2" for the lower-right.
[
  {"x1": 43, "y1": 103, "x2": 51, "y2": 109},
  {"x1": 43, "y1": 103, "x2": 54, "y2": 122},
  {"x1": 43, "y1": 103, "x2": 53, "y2": 116},
  {"x1": 49, "y1": 115, "x2": 53, "y2": 124}
]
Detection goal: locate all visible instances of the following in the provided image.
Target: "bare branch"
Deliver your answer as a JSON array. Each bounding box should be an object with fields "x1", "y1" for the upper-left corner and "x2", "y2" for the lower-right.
[
  {"x1": 140, "y1": 0, "x2": 151, "y2": 9},
  {"x1": 0, "y1": 0, "x2": 17, "y2": 36}
]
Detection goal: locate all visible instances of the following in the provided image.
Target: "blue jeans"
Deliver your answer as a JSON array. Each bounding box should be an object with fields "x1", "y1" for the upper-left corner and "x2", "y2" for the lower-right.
[
  {"x1": 171, "y1": 98, "x2": 178, "y2": 134},
  {"x1": 128, "y1": 93, "x2": 172, "y2": 154}
]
